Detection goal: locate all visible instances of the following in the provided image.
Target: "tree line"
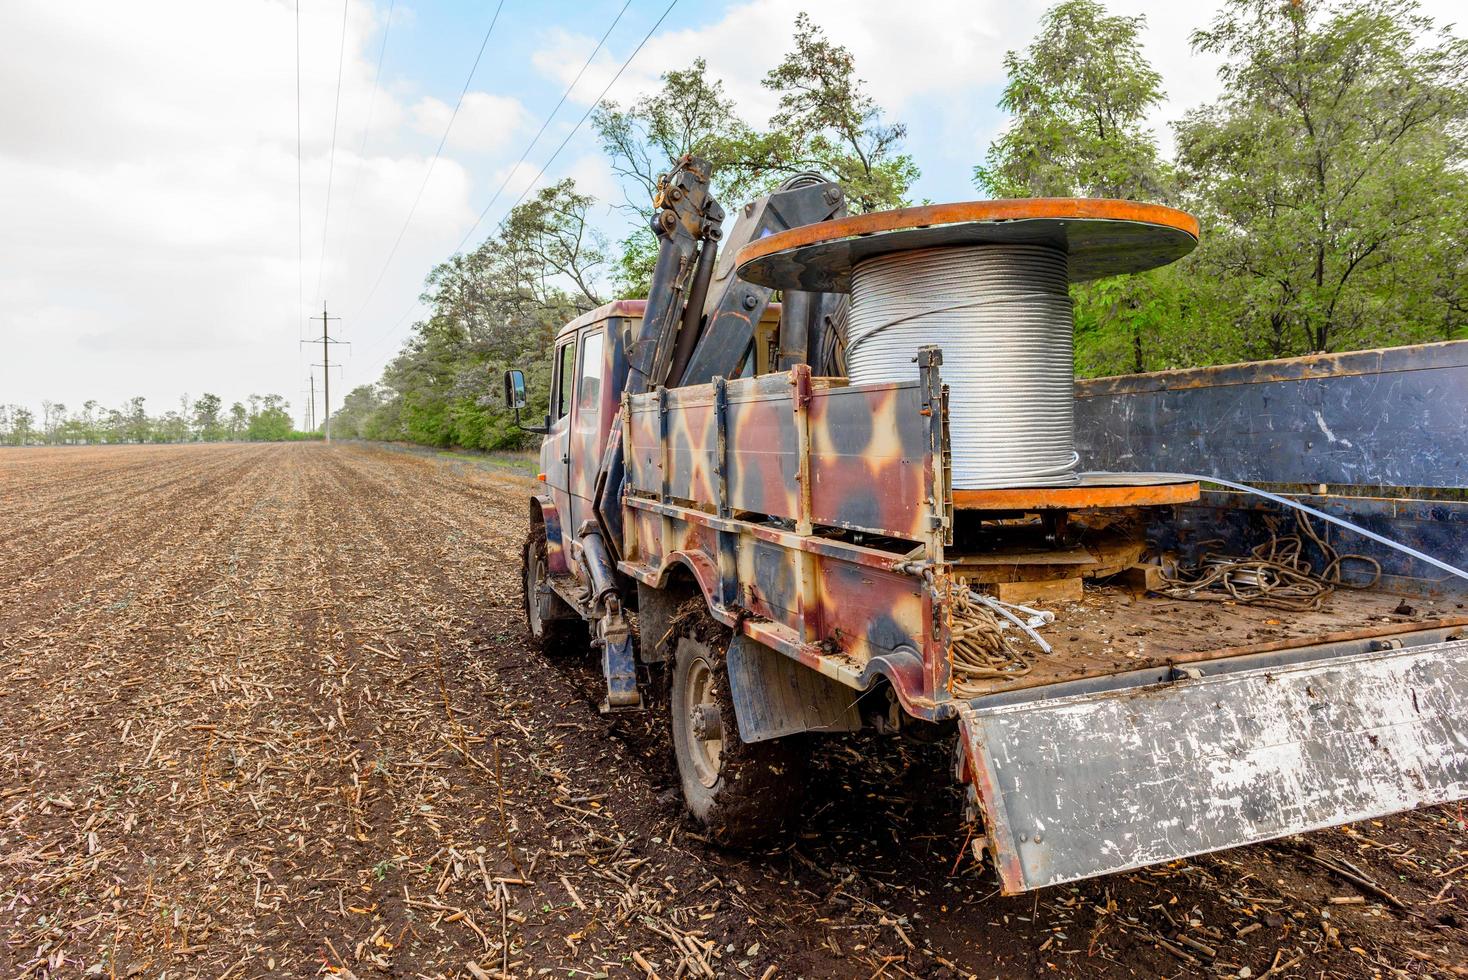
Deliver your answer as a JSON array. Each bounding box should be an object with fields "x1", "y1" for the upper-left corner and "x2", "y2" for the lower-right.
[
  {"x1": 329, "y1": 0, "x2": 1465, "y2": 452},
  {"x1": 0, "y1": 394, "x2": 309, "y2": 446}
]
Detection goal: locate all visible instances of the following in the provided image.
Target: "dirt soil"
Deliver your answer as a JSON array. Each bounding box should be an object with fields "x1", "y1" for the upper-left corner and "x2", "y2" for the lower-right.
[{"x1": 2, "y1": 443, "x2": 1465, "y2": 980}]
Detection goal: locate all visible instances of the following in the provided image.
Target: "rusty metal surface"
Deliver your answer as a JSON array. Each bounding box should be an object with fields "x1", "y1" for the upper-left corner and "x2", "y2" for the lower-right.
[
  {"x1": 624, "y1": 372, "x2": 937, "y2": 542},
  {"x1": 958, "y1": 634, "x2": 1468, "y2": 893},
  {"x1": 618, "y1": 356, "x2": 954, "y2": 719},
  {"x1": 735, "y1": 199, "x2": 1199, "y2": 291},
  {"x1": 1075, "y1": 340, "x2": 1468, "y2": 488},
  {"x1": 726, "y1": 634, "x2": 863, "y2": 742},
  {"x1": 953, "y1": 479, "x2": 1198, "y2": 511},
  {"x1": 555, "y1": 299, "x2": 650, "y2": 339}
]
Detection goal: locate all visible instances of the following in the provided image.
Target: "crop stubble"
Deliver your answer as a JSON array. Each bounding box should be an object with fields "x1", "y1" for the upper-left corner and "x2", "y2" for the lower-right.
[{"x1": 1, "y1": 443, "x2": 1464, "y2": 979}]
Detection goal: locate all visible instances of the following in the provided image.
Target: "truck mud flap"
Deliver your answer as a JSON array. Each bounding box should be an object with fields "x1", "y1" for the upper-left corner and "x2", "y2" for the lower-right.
[{"x1": 956, "y1": 635, "x2": 1468, "y2": 893}]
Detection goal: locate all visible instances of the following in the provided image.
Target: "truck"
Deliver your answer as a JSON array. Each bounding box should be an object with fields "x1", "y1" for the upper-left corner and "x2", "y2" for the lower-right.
[{"x1": 504, "y1": 155, "x2": 1468, "y2": 894}]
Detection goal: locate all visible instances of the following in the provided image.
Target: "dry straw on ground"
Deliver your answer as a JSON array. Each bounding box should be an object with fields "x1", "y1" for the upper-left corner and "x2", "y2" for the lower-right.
[{"x1": 1, "y1": 443, "x2": 1463, "y2": 978}]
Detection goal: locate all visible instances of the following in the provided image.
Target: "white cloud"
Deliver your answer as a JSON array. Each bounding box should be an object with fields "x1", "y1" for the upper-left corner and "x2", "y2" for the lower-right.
[
  {"x1": 536, "y1": 1, "x2": 1029, "y2": 125},
  {"x1": 411, "y1": 91, "x2": 530, "y2": 154},
  {"x1": 0, "y1": 0, "x2": 478, "y2": 416}
]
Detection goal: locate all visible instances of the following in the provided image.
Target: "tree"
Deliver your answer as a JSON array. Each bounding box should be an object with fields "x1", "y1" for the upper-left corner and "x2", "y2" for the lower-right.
[
  {"x1": 245, "y1": 394, "x2": 293, "y2": 441},
  {"x1": 594, "y1": 59, "x2": 759, "y2": 211},
  {"x1": 761, "y1": 13, "x2": 918, "y2": 214},
  {"x1": 362, "y1": 180, "x2": 605, "y2": 451},
  {"x1": 80, "y1": 400, "x2": 100, "y2": 444},
  {"x1": 977, "y1": 0, "x2": 1183, "y2": 375},
  {"x1": 975, "y1": 0, "x2": 1166, "y2": 200},
  {"x1": 595, "y1": 20, "x2": 918, "y2": 294},
  {"x1": 9, "y1": 406, "x2": 34, "y2": 446},
  {"x1": 125, "y1": 397, "x2": 149, "y2": 443},
  {"x1": 227, "y1": 402, "x2": 248, "y2": 440},
  {"x1": 1176, "y1": 0, "x2": 1468, "y2": 357},
  {"x1": 594, "y1": 60, "x2": 766, "y2": 295},
  {"x1": 192, "y1": 393, "x2": 224, "y2": 441},
  {"x1": 498, "y1": 179, "x2": 608, "y2": 313}
]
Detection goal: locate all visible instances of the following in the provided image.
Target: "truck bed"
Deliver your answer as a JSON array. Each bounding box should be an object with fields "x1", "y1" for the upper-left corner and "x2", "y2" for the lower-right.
[{"x1": 961, "y1": 584, "x2": 1466, "y2": 697}]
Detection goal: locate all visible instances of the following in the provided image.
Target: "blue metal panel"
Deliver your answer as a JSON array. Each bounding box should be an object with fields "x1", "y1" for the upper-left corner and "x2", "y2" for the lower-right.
[
  {"x1": 1149, "y1": 491, "x2": 1468, "y2": 599},
  {"x1": 1075, "y1": 342, "x2": 1468, "y2": 488}
]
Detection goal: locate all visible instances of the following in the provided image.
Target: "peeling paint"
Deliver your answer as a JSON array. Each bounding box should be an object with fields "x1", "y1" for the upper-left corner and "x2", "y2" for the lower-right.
[{"x1": 959, "y1": 637, "x2": 1468, "y2": 892}]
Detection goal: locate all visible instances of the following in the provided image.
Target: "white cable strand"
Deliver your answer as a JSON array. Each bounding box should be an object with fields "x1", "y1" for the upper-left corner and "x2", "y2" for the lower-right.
[
  {"x1": 847, "y1": 244, "x2": 1079, "y2": 489},
  {"x1": 1139, "y1": 473, "x2": 1468, "y2": 583}
]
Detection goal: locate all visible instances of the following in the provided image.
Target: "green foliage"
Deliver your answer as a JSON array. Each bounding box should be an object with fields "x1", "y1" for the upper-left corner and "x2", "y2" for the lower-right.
[
  {"x1": 975, "y1": 0, "x2": 1167, "y2": 200},
  {"x1": 593, "y1": 58, "x2": 765, "y2": 210},
  {"x1": 1176, "y1": 0, "x2": 1468, "y2": 357},
  {"x1": 0, "y1": 391, "x2": 310, "y2": 444},
  {"x1": 334, "y1": 179, "x2": 603, "y2": 451},
  {"x1": 981, "y1": 0, "x2": 1468, "y2": 375},
  {"x1": 611, "y1": 226, "x2": 659, "y2": 300},
  {"x1": 759, "y1": 13, "x2": 918, "y2": 213},
  {"x1": 192, "y1": 393, "x2": 225, "y2": 441},
  {"x1": 594, "y1": 18, "x2": 917, "y2": 226},
  {"x1": 245, "y1": 394, "x2": 293, "y2": 442}
]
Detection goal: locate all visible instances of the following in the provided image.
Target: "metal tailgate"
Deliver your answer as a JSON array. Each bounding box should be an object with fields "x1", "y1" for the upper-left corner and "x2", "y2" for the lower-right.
[{"x1": 957, "y1": 635, "x2": 1468, "y2": 893}]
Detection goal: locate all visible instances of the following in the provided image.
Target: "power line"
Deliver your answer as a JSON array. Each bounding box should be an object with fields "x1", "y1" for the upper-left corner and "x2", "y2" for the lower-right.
[
  {"x1": 294, "y1": 0, "x2": 304, "y2": 336},
  {"x1": 450, "y1": 0, "x2": 634, "y2": 257},
  {"x1": 315, "y1": 0, "x2": 351, "y2": 303},
  {"x1": 354, "y1": 0, "x2": 395, "y2": 164},
  {"x1": 354, "y1": 0, "x2": 508, "y2": 319},
  {"x1": 356, "y1": 0, "x2": 678, "y2": 362},
  {"x1": 302, "y1": 304, "x2": 347, "y2": 443},
  {"x1": 496, "y1": 0, "x2": 680, "y2": 227}
]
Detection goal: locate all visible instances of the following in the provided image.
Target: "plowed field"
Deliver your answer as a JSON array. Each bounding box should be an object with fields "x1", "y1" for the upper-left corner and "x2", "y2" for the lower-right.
[{"x1": 2, "y1": 443, "x2": 1464, "y2": 979}]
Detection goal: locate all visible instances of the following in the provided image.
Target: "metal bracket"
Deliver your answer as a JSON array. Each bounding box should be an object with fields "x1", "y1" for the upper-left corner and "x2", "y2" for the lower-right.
[{"x1": 597, "y1": 595, "x2": 642, "y2": 714}]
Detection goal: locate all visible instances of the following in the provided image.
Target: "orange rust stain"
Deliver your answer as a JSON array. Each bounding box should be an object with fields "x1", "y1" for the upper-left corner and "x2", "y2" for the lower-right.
[
  {"x1": 952, "y1": 481, "x2": 1200, "y2": 511},
  {"x1": 736, "y1": 198, "x2": 1200, "y2": 268}
]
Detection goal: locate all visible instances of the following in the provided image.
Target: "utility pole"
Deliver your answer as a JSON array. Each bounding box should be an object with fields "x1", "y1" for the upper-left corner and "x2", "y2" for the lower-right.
[
  {"x1": 300, "y1": 375, "x2": 317, "y2": 432},
  {"x1": 301, "y1": 303, "x2": 345, "y2": 443}
]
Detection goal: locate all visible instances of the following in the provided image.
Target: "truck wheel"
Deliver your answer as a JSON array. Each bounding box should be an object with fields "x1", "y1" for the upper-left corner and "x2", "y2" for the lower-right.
[
  {"x1": 522, "y1": 524, "x2": 587, "y2": 656},
  {"x1": 668, "y1": 604, "x2": 804, "y2": 845}
]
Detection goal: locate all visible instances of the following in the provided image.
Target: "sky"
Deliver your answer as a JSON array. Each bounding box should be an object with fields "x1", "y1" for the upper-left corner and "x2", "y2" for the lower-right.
[{"x1": 1, "y1": 0, "x2": 1462, "y2": 425}]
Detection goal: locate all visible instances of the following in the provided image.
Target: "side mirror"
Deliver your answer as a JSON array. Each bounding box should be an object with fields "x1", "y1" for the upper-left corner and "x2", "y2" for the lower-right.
[
  {"x1": 503, "y1": 369, "x2": 527, "y2": 410},
  {"x1": 502, "y1": 368, "x2": 548, "y2": 434}
]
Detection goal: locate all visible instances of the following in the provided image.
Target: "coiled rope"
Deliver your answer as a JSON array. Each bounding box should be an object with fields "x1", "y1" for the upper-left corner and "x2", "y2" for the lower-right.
[
  {"x1": 847, "y1": 244, "x2": 1079, "y2": 489},
  {"x1": 1157, "y1": 511, "x2": 1381, "y2": 612}
]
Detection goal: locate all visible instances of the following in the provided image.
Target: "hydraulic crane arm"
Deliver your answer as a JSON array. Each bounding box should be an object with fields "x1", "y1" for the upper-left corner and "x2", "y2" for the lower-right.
[
  {"x1": 594, "y1": 158, "x2": 846, "y2": 563},
  {"x1": 677, "y1": 174, "x2": 847, "y2": 386}
]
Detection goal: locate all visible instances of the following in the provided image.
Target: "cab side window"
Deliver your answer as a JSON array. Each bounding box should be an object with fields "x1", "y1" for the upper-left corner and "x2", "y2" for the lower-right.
[
  {"x1": 554, "y1": 340, "x2": 576, "y2": 420},
  {"x1": 577, "y1": 330, "x2": 605, "y2": 417}
]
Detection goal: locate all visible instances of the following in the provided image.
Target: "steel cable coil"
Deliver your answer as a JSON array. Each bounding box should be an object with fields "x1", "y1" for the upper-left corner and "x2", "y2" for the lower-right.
[{"x1": 846, "y1": 244, "x2": 1079, "y2": 489}]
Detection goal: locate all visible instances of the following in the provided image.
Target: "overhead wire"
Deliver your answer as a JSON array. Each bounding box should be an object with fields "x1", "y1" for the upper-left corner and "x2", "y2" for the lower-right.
[
  {"x1": 294, "y1": 0, "x2": 304, "y2": 338},
  {"x1": 355, "y1": 0, "x2": 394, "y2": 164},
  {"x1": 295, "y1": 0, "x2": 308, "y2": 391},
  {"x1": 449, "y1": 0, "x2": 635, "y2": 258},
  {"x1": 495, "y1": 0, "x2": 680, "y2": 226},
  {"x1": 354, "y1": 0, "x2": 508, "y2": 319},
  {"x1": 315, "y1": 0, "x2": 351, "y2": 303},
  {"x1": 356, "y1": 0, "x2": 679, "y2": 363}
]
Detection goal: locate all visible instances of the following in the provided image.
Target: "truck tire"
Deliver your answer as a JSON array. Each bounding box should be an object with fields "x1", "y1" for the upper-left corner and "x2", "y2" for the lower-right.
[
  {"x1": 668, "y1": 602, "x2": 804, "y2": 845},
  {"x1": 522, "y1": 523, "x2": 587, "y2": 656}
]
